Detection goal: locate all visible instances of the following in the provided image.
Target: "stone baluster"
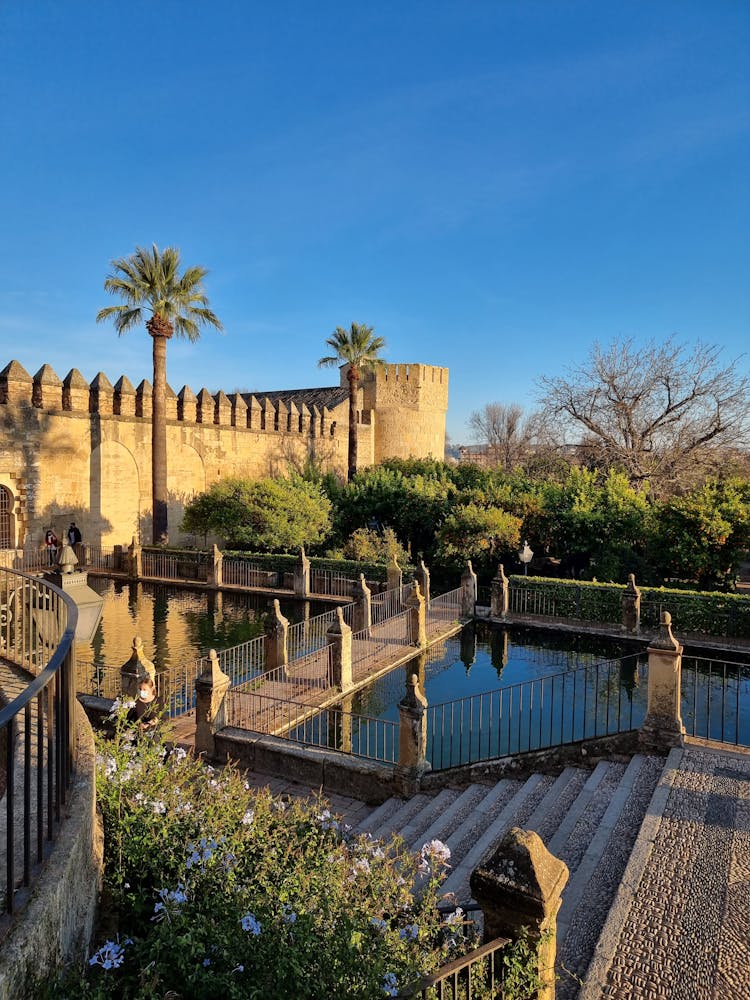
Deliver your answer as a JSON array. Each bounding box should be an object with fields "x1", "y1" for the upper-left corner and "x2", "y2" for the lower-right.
[
  {"x1": 639, "y1": 611, "x2": 686, "y2": 751},
  {"x1": 326, "y1": 607, "x2": 352, "y2": 692},
  {"x1": 395, "y1": 673, "x2": 431, "y2": 796},
  {"x1": 415, "y1": 559, "x2": 431, "y2": 608},
  {"x1": 387, "y1": 554, "x2": 403, "y2": 593},
  {"x1": 470, "y1": 827, "x2": 569, "y2": 1000},
  {"x1": 405, "y1": 581, "x2": 427, "y2": 648},
  {"x1": 195, "y1": 649, "x2": 230, "y2": 758}
]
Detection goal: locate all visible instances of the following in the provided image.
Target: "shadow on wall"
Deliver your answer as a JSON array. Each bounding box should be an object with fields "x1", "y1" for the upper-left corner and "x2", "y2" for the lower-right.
[{"x1": 34, "y1": 504, "x2": 113, "y2": 551}]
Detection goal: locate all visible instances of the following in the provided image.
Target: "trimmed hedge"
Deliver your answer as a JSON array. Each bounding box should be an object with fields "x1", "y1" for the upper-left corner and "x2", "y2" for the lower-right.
[
  {"x1": 507, "y1": 575, "x2": 750, "y2": 639},
  {"x1": 220, "y1": 550, "x2": 416, "y2": 583}
]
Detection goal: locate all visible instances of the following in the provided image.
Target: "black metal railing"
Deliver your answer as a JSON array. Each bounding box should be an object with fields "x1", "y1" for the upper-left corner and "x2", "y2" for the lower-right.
[
  {"x1": 0, "y1": 566, "x2": 78, "y2": 926},
  {"x1": 681, "y1": 655, "x2": 750, "y2": 747},
  {"x1": 397, "y1": 936, "x2": 510, "y2": 998},
  {"x1": 427, "y1": 653, "x2": 645, "y2": 771}
]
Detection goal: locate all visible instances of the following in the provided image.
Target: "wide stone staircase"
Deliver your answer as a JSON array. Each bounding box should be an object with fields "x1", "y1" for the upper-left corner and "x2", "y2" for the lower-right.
[{"x1": 344, "y1": 755, "x2": 664, "y2": 999}]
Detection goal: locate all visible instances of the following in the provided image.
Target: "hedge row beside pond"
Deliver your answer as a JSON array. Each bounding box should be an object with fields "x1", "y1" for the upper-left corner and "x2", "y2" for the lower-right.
[
  {"x1": 222, "y1": 551, "x2": 416, "y2": 583},
  {"x1": 507, "y1": 575, "x2": 750, "y2": 639}
]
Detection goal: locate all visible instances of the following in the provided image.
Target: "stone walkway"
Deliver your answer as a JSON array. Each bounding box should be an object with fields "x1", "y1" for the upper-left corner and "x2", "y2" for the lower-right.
[{"x1": 581, "y1": 744, "x2": 750, "y2": 1000}]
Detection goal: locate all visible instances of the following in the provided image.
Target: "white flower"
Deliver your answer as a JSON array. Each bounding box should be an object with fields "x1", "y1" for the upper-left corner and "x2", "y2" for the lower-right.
[{"x1": 242, "y1": 809, "x2": 255, "y2": 825}]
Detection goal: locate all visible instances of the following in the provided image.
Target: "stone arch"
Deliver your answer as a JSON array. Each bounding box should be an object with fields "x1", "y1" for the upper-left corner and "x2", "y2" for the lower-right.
[{"x1": 90, "y1": 441, "x2": 141, "y2": 545}]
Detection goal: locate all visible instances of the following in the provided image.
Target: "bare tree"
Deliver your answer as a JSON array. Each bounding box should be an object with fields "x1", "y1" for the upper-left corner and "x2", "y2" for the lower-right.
[
  {"x1": 468, "y1": 402, "x2": 535, "y2": 471},
  {"x1": 538, "y1": 337, "x2": 750, "y2": 492}
]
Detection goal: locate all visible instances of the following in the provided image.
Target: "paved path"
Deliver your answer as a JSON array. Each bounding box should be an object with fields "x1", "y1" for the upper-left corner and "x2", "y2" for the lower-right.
[{"x1": 581, "y1": 744, "x2": 750, "y2": 1000}]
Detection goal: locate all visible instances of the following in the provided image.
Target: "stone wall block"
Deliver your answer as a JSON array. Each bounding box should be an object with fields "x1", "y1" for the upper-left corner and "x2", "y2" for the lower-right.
[
  {"x1": 32, "y1": 364, "x2": 63, "y2": 410},
  {"x1": 177, "y1": 385, "x2": 198, "y2": 423},
  {"x1": 113, "y1": 375, "x2": 136, "y2": 417},
  {"x1": 214, "y1": 390, "x2": 231, "y2": 426},
  {"x1": 62, "y1": 369, "x2": 90, "y2": 412}
]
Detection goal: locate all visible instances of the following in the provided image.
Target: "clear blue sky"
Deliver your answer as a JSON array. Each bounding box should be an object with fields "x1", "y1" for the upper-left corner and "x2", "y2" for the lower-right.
[{"x1": 1, "y1": 1, "x2": 748, "y2": 442}]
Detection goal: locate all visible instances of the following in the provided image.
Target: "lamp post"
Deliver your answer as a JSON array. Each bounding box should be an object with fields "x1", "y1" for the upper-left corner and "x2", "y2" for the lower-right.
[{"x1": 519, "y1": 540, "x2": 533, "y2": 576}]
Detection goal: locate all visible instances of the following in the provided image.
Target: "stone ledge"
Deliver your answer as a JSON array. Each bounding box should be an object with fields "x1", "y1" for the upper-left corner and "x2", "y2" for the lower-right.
[{"x1": 0, "y1": 704, "x2": 103, "y2": 1000}]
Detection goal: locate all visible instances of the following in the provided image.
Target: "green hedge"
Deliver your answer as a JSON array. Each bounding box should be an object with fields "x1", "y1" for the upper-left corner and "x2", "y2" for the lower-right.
[
  {"x1": 221, "y1": 550, "x2": 415, "y2": 583},
  {"x1": 507, "y1": 575, "x2": 750, "y2": 639}
]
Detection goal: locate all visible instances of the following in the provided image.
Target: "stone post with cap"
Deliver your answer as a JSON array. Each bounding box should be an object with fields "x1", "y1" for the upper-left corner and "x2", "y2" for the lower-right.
[
  {"x1": 639, "y1": 611, "x2": 686, "y2": 751},
  {"x1": 293, "y1": 547, "x2": 310, "y2": 598},
  {"x1": 207, "y1": 543, "x2": 223, "y2": 588},
  {"x1": 404, "y1": 581, "x2": 427, "y2": 648},
  {"x1": 387, "y1": 554, "x2": 403, "y2": 594},
  {"x1": 490, "y1": 563, "x2": 509, "y2": 619},
  {"x1": 470, "y1": 827, "x2": 569, "y2": 1000},
  {"x1": 195, "y1": 649, "x2": 230, "y2": 758},
  {"x1": 621, "y1": 573, "x2": 641, "y2": 633},
  {"x1": 415, "y1": 559, "x2": 431, "y2": 608},
  {"x1": 461, "y1": 560, "x2": 477, "y2": 617},
  {"x1": 128, "y1": 536, "x2": 142, "y2": 580},
  {"x1": 395, "y1": 673, "x2": 431, "y2": 796},
  {"x1": 264, "y1": 599, "x2": 289, "y2": 674},
  {"x1": 120, "y1": 636, "x2": 156, "y2": 699},
  {"x1": 326, "y1": 606, "x2": 353, "y2": 692},
  {"x1": 351, "y1": 573, "x2": 372, "y2": 635}
]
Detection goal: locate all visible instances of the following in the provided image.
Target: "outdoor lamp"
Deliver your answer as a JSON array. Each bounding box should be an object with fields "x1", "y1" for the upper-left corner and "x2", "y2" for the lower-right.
[{"x1": 44, "y1": 559, "x2": 105, "y2": 644}]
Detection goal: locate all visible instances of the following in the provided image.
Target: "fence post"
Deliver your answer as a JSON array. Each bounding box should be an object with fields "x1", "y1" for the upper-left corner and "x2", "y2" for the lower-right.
[
  {"x1": 405, "y1": 581, "x2": 427, "y2": 648},
  {"x1": 128, "y1": 536, "x2": 142, "y2": 580},
  {"x1": 387, "y1": 554, "x2": 403, "y2": 593},
  {"x1": 120, "y1": 635, "x2": 155, "y2": 698},
  {"x1": 327, "y1": 606, "x2": 353, "y2": 692},
  {"x1": 415, "y1": 559, "x2": 431, "y2": 608},
  {"x1": 195, "y1": 649, "x2": 230, "y2": 758},
  {"x1": 639, "y1": 611, "x2": 686, "y2": 751},
  {"x1": 621, "y1": 573, "x2": 641, "y2": 633},
  {"x1": 351, "y1": 573, "x2": 372, "y2": 635},
  {"x1": 470, "y1": 827, "x2": 569, "y2": 1000},
  {"x1": 490, "y1": 563, "x2": 509, "y2": 619},
  {"x1": 264, "y1": 599, "x2": 289, "y2": 674},
  {"x1": 395, "y1": 673, "x2": 431, "y2": 796},
  {"x1": 461, "y1": 560, "x2": 477, "y2": 617},
  {"x1": 293, "y1": 547, "x2": 310, "y2": 598}
]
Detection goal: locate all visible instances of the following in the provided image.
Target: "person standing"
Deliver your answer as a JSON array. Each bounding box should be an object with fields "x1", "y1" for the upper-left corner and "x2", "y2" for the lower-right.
[
  {"x1": 44, "y1": 528, "x2": 58, "y2": 566},
  {"x1": 67, "y1": 521, "x2": 83, "y2": 562}
]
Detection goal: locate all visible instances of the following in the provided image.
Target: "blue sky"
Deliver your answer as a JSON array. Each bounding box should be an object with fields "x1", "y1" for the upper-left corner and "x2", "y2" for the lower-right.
[{"x1": 1, "y1": 1, "x2": 748, "y2": 442}]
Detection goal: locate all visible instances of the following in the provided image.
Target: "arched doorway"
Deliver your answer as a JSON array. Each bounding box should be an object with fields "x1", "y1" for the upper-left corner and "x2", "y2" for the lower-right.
[{"x1": 0, "y1": 485, "x2": 15, "y2": 548}]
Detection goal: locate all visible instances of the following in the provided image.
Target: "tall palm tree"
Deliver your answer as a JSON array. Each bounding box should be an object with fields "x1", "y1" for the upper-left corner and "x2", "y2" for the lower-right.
[
  {"x1": 96, "y1": 244, "x2": 222, "y2": 543},
  {"x1": 318, "y1": 322, "x2": 386, "y2": 481}
]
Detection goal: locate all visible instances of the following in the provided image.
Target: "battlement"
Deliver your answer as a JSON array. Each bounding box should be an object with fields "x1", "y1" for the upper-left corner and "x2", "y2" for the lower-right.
[{"x1": 0, "y1": 360, "x2": 344, "y2": 439}]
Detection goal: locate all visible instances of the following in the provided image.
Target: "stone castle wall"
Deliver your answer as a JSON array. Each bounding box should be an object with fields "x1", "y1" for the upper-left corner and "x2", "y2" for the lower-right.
[{"x1": 0, "y1": 359, "x2": 448, "y2": 548}]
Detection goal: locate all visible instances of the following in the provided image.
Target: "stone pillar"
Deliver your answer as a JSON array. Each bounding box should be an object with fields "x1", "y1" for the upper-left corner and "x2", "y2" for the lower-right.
[
  {"x1": 207, "y1": 544, "x2": 223, "y2": 588},
  {"x1": 470, "y1": 827, "x2": 569, "y2": 1000},
  {"x1": 415, "y1": 559, "x2": 431, "y2": 608},
  {"x1": 264, "y1": 600, "x2": 289, "y2": 674},
  {"x1": 461, "y1": 560, "x2": 477, "y2": 617},
  {"x1": 293, "y1": 547, "x2": 311, "y2": 598},
  {"x1": 490, "y1": 563, "x2": 509, "y2": 619},
  {"x1": 387, "y1": 554, "x2": 403, "y2": 593},
  {"x1": 128, "y1": 536, "x2": 142, "y2": 580},
  {"x1": 120, "y1": 636, "x2": 155, "y2": 698},
  {"x1": 327, "y1": 607, "x2": 353, "y2": 692},
  {"x1": 351, "y1": 574, "x2": 372, "y2": 635},
  {"x1": 395, "y1": 674, "x2": 431, "y2": 796},
  {"x1": 621, "y1": 573, "x2": 641, "y2": 633},
  {"x1": 405, "y1": 581, "x2": 427, "y2": 648},
  {"x1": 195, "y1": 649, "x2": 230, "y2": 758},
  {"x1": 639, "y1": 611, "x2": 686, "y2": 751}
]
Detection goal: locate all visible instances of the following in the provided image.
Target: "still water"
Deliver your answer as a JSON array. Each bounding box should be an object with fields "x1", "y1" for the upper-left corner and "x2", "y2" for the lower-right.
[{"x1": 79, "y1": 578, "x2": 330, "y2": 670}]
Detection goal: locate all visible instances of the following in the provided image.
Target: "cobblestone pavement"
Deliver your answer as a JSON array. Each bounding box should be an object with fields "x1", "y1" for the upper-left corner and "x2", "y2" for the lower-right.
[{"x1": 584, "y1": 745, "x2": 750, "y2": 1000}]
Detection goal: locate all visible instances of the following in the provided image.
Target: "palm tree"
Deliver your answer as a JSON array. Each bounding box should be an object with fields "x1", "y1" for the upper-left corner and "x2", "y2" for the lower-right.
[
  {"x1": 96, "y1": 244, "x2": 222, "y2": 543},
  {"x1": 318, "y1": 322, "x2": 386, "y2": 481}
]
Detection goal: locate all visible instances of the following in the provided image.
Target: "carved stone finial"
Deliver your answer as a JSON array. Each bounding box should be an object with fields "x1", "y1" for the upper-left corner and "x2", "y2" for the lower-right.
[
  {"x1": 494, "y1": 563, "x2": 508, "y2": 584},
  {"x1": 651, "y1": 610, "x2": 680, "y2": 651},
  {"x1": 58, "y1": 543, "x2": 78, "y2": 574},
  {"x1": 402, "y1": 673, "x2": 428, "y2": 711}
]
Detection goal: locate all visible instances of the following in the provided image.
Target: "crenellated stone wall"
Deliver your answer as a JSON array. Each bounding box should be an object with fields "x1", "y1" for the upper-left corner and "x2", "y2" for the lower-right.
[{"x1": 0, "y1": 358, "x2": 447, "y2": 548}]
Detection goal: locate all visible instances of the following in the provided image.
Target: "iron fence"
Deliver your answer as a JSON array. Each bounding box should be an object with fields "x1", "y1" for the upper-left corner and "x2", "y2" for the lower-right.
[
  {"x1": 287, "y1": 603, "x2": 355, "y2": 663},
  {"x1": 371, "y1": 585, "x2": 409, "y2": 625},
  {"x1": 141, "y1": 549, "x2": 210, "y2": 582},
  {"x1": 427, "y1": 653, "x2": 645, "y2": 771},
  {"x1": 0, "y1": 566, "x2": 78, "y2": 924},
  {"x1": 83, "y1": 544, "x2": 122, "y2": 573},
  {"x1": 397, "y1": 936, "x2": 510, "y2": 999},
  {"x1": 310, "y1": 569, "x2": 358, "y2": 598},
  {"x1": 222, "y1": 557, "x2": 280, "y2": 589},
  {"x1": 428, "y1": 587, "x2": 463, "y2": 623},
  {"x1": 223, "y1": 689, "x2": 398, "y2": 762},
  {"x1": 351, "y1": 612, "x2": 413, "y2": 680},
  {"x1": 681, "y1": 655, "x2": 750, "y2": 747}
]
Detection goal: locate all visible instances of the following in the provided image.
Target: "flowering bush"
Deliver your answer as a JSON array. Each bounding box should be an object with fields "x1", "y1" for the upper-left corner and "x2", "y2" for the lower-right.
[{"x1": 45, "y1": 704, "x2": 484, "y2": 999}]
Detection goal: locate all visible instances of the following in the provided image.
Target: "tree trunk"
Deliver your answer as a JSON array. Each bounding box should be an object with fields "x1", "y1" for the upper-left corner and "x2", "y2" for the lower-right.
[
  {"x1": 149, "y1": 326, "x2": 171, "y2": 543},
  {"x1": 347, "y1": 366, "x2": 359, "y2": 481}
]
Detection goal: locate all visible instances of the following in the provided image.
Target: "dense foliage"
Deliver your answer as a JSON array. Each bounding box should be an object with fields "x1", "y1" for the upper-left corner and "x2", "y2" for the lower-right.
[
  {"x1": 182, "y1": 477, "x2": 332, "y2": 552},
  {"x1": 44, "y1": 707, "x2": 501, "y2": 999}
]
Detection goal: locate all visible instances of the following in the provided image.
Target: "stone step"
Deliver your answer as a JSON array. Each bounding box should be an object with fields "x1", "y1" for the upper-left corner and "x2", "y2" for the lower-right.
[
  {"x1": 440, "y1": 773, "x2": 553, "y2": 900},
  {"x1": 556, "y1": 754, "x2": 651, "y2": 943},
  {"x1": 555, "y1": 754, "x2": 664, "y2": 999},
  {"x1": 524, "y1": 767, "x2": 588, "y2": 841},
  {"x1": 546, "y1": 761, "x2": 613, "y2": 859},
  {"x1": 555, "y1": 761, "x2": 628, "y2": 876},
  {"x1": 377, "y1": 788, "x2": 459, "y2": 842},
  {"x1": 402, "y1": 783, "x2": 490, "y2": 851},
  {"x1": 356, "y1": 795, "x2": 416, "y2": 835}
]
